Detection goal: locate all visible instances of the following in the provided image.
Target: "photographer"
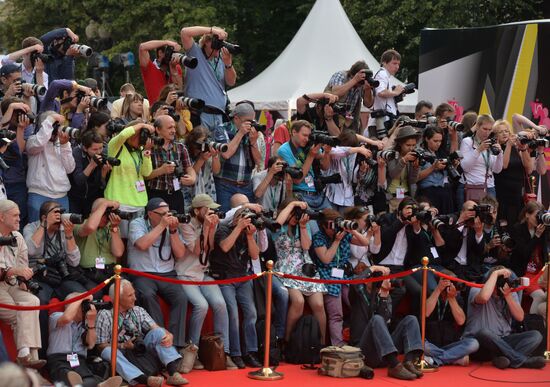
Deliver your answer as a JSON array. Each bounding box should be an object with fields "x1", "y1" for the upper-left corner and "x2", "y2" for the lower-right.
[
  {"x1": 277, "y1": 120, "x2": 331, "y2": 210},
  {"x1": 312, "y1": 208, "x2": 371, "y2": 346},
  {"x1": 416, "y1": 126, "x2": 455, "y2": 214},
  {"x1": 209, "y1": 207, "x2": 262, "y2": 368},
  {"x1": 386, "y1": 126, "x2": 420, "y2": 200},
  {"x1": 74, "y1": 199, "x2": 124, "y2": 294},
  {"x1": 353, "y1": 150, "x2": 387, "y2": 213},
  {"x1": 213, "y1": 103, "x2": 261, "y2": 212},
  {"x1": 0, "y1": 200, "x2": 44, "y2": 369},
  {"x1": 325, "y1": 60, "x2": 375, "y2": 132},
  {"x1": 40, "y1": 27, "x2": 84, "y2": 83},
  {"x1": 366, "y1": 50, "x2": 405, "y2": 140},
  {"x1": 296, "y1": 92, "x2": 341, "y2": 136},
  {"x1": 157, "y1": 84, "x2": 193, "y2": 137},
  {"x1": 0, "y1": 37, "x2": 48, "y2": 90},
  {"x1": 458, "y1": 114, "x2": 502, "y2": 207},
  {"x1": 175, "y1": 194, "x2": 236, "y2": 371},
  {"x1": 180, "y1": 26, "x2": 237, "y2": 131},
  {"x1": 83, "y1": 111, "x2": 110, "y2": 140},
  {"x1": 414, "y1": 100, "x2": 433, "y2": 120},
  {"x1": 343, "y1": 206, "x2": 381, "y2": 273},
  {"x1": 273, "y1": 200, "x2": 327, "y2": 344},
  {"x1": 25, "y1": 111, "x2": 75, "y2": 222},
  {"x1": 0, "y1": 64, "x2": 25, "y2": 100},
  {"x1": 97, "y1": 280, "x2": 188, "y2": 386},
  {"x1": 252, "y1": 156, "x2": 293, "y2": 214},
  {"x1": 138, "y1": 40, "x2": 183, "y2": 103},
  {"x1": 463, "y1": 266, "x2": 545, "y2": 369},
  {"x1": 432, "y1": 103, "x2": 461, "y2": 157},
  {"x1": 69, "y1": 131, "x2": 112, "y2": 217},
  {"x1": 119, "y1": 93, "x2": 147, "y2": 123},
  {"x1": 46, "y1": 293, "x2": 122, "y2": 387},
  {"x1": 103, "y1": 121, "x2": 154, "y2": 233},
  {"x1": 128, "y1": 198, "x2": 188, "y2": 349},
  {"x1": 145, "y1": 114, "x2": 196, "y2": 214}
]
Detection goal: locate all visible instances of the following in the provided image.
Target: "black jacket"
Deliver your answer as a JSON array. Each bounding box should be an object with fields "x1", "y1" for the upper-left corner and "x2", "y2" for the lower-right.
[
  {"x1": 509, "y1": 222, "x2": 548, "y2": 277},
  {"x1": 439, "y1": 225, "x2": 485, "y2": 281}
]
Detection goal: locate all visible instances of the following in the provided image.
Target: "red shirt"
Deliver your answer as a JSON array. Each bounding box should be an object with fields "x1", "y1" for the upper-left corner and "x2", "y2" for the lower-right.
[
  {"x1": 273, "y1": 124, "x2": 290, "y2": 145},
  {"x1": 140, "y1": 60, "x2": 181, "y2": 103}
]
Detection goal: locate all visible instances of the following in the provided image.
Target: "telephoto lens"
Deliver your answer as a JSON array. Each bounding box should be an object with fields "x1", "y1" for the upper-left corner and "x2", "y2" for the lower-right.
[
  {"x1": 60, "y1": 213, "x2": 84, "y2": 224},
  {"x1": 334, "y1": 218, "x2": 359, "y2": 231}
]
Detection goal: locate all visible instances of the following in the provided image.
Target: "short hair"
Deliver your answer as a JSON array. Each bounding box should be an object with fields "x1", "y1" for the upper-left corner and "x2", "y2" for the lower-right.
[
  {"x1": 39, "y1": 201, "x2": 61, "y2": 220},
  {"x1": 435, "y1": 103, "x2": 454, "y2": 118},
  {"x1": 0, "y1": 200, "x2": 18, "y2": 214},
  {"x1": 184, "y1": 125, "x2": 210, "y2": 157},
  {"x1": 338, "y1": 129, "x2": 359, "y2": 147},
  {"x1": 380, "y1": 49, "x2": 401, "y2": 64},
  {"x1": 267, "y1": 155, "x2": 281, "y2": 169},
  {"x1": 347, "y1": 60, "x2": 369, "y2": 77},
  {"x1": 415, "y1": 100, "x2": 433, "y2": 114},
  {"x1": 476, "y1": 114, "x2": 495, "y2": 127},
  {"x1": 158, "y1": 83, "x2": 178, "y2": 103},
  {"x1": 319, "y1": 208, "x2": 341, "y2": 227},
  {"x1": 479, "y1": 195, "x2": 498, "y2": 210},
  {"x1": 22, "y1": 36, "x2": 42, "y2": 49},
  {"x1": 461, "y1": 111, "x2": 478, "y2": 132},
  {"x1": 290, "y1": 120, "x2": 312, "y2": 133},
  {"x1": 86, "y1": 111, "x2": 110, "y2": 132},
  {"x1": 109, "y1": 278, "x2": 132, "y2": 300},
  {"x1": 343, "y1": 206, "x2": 369, "y2": 220},
  {"x1": 493, "y1": 119, "x2": 511, "y2": 133},
  {"x1": 119, "y1": 83, "x2": 135, "y2": 94},
  {"x1": 81, "y1": 130, "x2": 104, "y2": 148}
]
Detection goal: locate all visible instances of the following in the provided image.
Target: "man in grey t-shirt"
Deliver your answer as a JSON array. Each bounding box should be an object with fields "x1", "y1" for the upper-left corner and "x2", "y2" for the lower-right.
[{"x1": 463, "y1": 266, "x2": 545, "y2": 369}]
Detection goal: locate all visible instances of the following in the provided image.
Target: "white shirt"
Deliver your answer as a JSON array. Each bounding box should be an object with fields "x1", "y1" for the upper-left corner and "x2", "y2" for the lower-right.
[
  {"x1": 326, "y1": 147, "x2": 356, "y2": 207},
  {"x1": 367, "y1": 67, "x2": 398, "y2": 127},
  {"x1": 460, "y1": 137, "x2": 503, "y2": 187},
  {"x1": 455, "y1": 225, "x2": 484, "y2": 265},
  {"x1": 349, "y1": 234, "x2": 380, "y2": 268},
  {"x1": 380, "y1": 226, "x2": 407, "y2": 266},
  {"x1": 252, "y1": 169, "x2": 285, "y2": 212}
]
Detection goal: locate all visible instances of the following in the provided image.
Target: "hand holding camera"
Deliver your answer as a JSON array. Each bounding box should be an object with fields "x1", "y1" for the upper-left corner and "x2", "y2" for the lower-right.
[
  {"x1": 160, "y1": 212, "x2": 178, "y2": 230},
  {"x1": 268, "y1": 161, "x2": 284, "y2": 177},
  {"x1": 179, "y1": 174, "x2": 194, "y2": 186},
  {"x1": 220, "y1": 47, "x2": 232, "y2": 67},
  {"x1": 162, "y1": 162, "x2": 176, "y2": 175},
  {"x1": 238, "y1": 120, "x2": 252, "y2": 136},
  {"x1": 535, "y1": 223, "x2": 546, "y2": 238},
  {"x1": 77, "y1": 95, "x2": 91, "y2": 113},
  {"x1": 62, "y1": 218, "x2": 75, "y2": 238},
  {"x1": 6, "y1": 81, "x2": 22, "y2": 98}
]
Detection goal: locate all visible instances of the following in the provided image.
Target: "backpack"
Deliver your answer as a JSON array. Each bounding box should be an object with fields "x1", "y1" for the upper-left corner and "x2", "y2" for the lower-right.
[
  {"x1": 285, "y1": 315, "x2": 321, "y2": 365},
  {"x1": 318, "y1": 346, "x2": 368, "y2": 378},
  {"x1": 256, "y1": 319, "x2": 280, "y2": 366}
]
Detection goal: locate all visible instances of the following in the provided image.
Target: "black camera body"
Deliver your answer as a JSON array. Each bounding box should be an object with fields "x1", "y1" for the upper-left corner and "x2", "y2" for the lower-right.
[
  {"x1": 359, "y1": 69, "x2": 380, "y2": 88},
  {"x1": 472, "y1": 204, "x2": 493, "y2": 225},
  {"x1": 199, "y1": 141, "x2": 228, "y2": 153},
  {"x1": 333, "y1": 217, "x2": 359, "y2": 232},
  {"x1": 107, "y1": 120, "x2": 126, "y2": 135},
  {"x1": 301, "y1": 263, "x2": 317, "y2": 277},
  {"x1": 17, "y1": 262, "x2": 47, "y2": 295},
  {"x1": 211, "y1": 35, "x2": 242, "y2": 55},
  {"x1": 411, "y1": 148, "x2": 436, "y2": 166},
  {"x1": 173, "y1": 92, "x2": 205, "y2": 111},
  {"x1": 293, "y1": 207, "x2": 323, "y2": 221},
  {"x1": 81, "y1": 299, "x2": 113, "y2": 316},
  {"x1": 536, "y1": 211, "x2": 550, "y2": 226},
  {"x1": 411, "y1": 206, "x2": 433, "y2": 224},
  {"x1": 170, "y1": 210, "x2": 191, "y2": 224},
  {"x1": 488, "y1": 137, "x2": 501, "y2": 155},
  {"x1": 276, "y1": 161, "x2": 303, "y2": 179},
  {"x1": 0, "y1": 235, "x2": 17, "y2": 247},
  {"x1": 241, "y1": 209, "x2": 281, "y2": 232},
  {"x1": 250, "y1": 121, "x2": 267, "y2": 133},
  {"x1": 52, "y1": 122, "x2": 80, "y2": 140},
  {"x1": 165, "y1": 106, "x2": 180, "y2": 122},
  {"x1": 46, "y1": 254, "x2": 70, "y2": 278},
  {"x1": 314, "y1": 173, "x2": 342, "y2": 193},
  {"x1": 309, "y1": 132, "x2": 340, "y2": 147},
  {"x1": 105, "y1": 207, "x2": 136, "y2": 221},
  {"x1": 393, "y1": 83, "x2": 416, "y2": 104},
  {"x1": 92, "y1": 154, "x2": 121, "y2": 167}
]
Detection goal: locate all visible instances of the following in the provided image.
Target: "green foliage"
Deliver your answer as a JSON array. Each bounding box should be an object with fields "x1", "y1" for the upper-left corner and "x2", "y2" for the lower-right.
[{"x1": 0, "y1": 0, "x2": 543, "y2": 94}]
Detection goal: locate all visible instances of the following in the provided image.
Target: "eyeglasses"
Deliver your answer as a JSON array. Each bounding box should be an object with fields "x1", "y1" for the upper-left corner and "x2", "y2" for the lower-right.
[{"x1": 152, "y1": 210, "x2": 170, "y2": 216}]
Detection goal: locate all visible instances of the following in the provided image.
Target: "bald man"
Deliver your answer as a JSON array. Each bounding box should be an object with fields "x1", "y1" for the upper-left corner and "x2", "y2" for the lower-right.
[{"x1": 145, "y1": 115, "x2": 196, "y2": 213}]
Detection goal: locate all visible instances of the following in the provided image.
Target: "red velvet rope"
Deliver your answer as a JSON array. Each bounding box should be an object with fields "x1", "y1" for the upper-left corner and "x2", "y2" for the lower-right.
[
  {"x1": 0, "y1": 279, "x2": 109, "y2": 311},
  {"x1": 277, "y1": 269, "x2": 416, "y2": 284},
  {"x1": 121, "y1": 267, "x2": 262, "y2": 285},
  {"x1": 433, "y1": 269, "x2": 547, "y2": 293}
]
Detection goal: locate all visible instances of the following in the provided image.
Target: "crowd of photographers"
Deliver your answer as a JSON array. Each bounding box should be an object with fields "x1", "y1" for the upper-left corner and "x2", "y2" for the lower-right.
[{"x1": 0, "y1": 24, "x2": 547, "y2": 386}]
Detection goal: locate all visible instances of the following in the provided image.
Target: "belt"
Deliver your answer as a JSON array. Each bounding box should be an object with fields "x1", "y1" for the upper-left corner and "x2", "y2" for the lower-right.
[
  {"x1": 217, "y1": 176, "x2": 250, "y2": 187},
  {"x1": 202, "y1": 105, "x2": 227, "y2": 116}
]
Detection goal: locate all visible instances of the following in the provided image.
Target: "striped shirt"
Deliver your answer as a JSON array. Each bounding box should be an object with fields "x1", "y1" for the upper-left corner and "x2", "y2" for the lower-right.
[{"x1": 213, "y1": 122, "x2": 255, "y2": 182}]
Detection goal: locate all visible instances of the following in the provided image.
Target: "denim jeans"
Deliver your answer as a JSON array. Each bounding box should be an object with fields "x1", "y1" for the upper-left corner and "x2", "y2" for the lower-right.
[
  {"x1": 425, "y1": 338, "x2": 479, "y2": 365},
  {"x1": 6, "y1": 181, "x2": 28, "y2": 229},
  {"x1": 297, "y1": 192, "x2": 332, "y2": 211},
  {"x1": 358, "y1": 315, "x2": 423, "y2": 368},
  {"x1": 323, "y1": 286, "x2": 350, "y2": 346},
  {"x1": 219, "y1": 280, "x2": 258, "y2": 356},
  {"x1": 271, "y1": 276, "x2": 289, "y2": 339},
  {"x1": 181, "y1": 276, "x2": 230, "y2": 353},
  {"x1": 101, "y1": 327, "x2": 181, "y2": 384},
  {"x1": 214, "y1": 178, "x2": 254, "y2": 213},
  {"x1": 0, "y1": 331, "x2": 8, "y2": 362},
  {"x1": 27, "y1": 192, "x2": 69, "y2": 223},
  {"x1": 475, "y1": 328, "x2": 543, "y2": 368},
  {"x1": 200, "y1": 112, "x2": 224, "y2": 134}
]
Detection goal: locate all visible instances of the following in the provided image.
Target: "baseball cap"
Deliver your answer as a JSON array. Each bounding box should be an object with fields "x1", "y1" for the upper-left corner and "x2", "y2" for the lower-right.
[
  {"x1": 145, "y1": 197, "x2": 169, "y2": 212},
  {"x1": 191, "y1": 194, "x2": 220, "y2": 209},
  {"x1": 0, "y1": 64, "x2": 21, "y2": 77},
  {"x1": 229, "y1": 102, "x2": 255, "y2": 118}
]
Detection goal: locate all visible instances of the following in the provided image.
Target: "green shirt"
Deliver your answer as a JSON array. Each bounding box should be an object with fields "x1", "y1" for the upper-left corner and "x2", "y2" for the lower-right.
[{"x1": 74, "y1": 225, "x2": 116, "y2": 268}]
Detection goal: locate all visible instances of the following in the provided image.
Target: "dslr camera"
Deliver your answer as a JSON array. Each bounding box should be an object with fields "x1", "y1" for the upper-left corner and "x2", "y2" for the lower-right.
[
  {"x1": 240, "y1": 209, "x2": 281, "y2": 232},
  {"x1": 107, "y1": 120, "x2": 126, "y2": 135},
  {"x1": 536, "y1": 211, "x2": 550, "y2": 226},
  {"x1": 211, "y1": 35, "x2": 242, "y2": 55},
  {"x1": 173, "y1": 91, "x2": 205, "y2": 110},
  {"x1": 76, "y1": 91, "x2": 107, "y2": 110},
  {"x1": 309, "y1": 131, "x2": 340, "y2": 147},
  {"x1": 198, "y1": 141, "x2": 228, "y2": 153},
  {"x1": 92, "y1": 154, "x2": 121, "y2": 167},
  {"x1": 59, "y1": 208, "x2": 84, "y2": 224},
  {"x1": 250, "y1": 121, "x2": 267, "y2": 133},
  {"x1": 472, "y1": 204, "x2": 493, "y2": 225},
  {"x1": 81, "y1": 299, "x2": 113, "y2": 316},
  {"x1": 15, "y1": 78, "x2": 46, "y2": 98},
  {"x1": 104, "y1": 207, "x2": 136, "y2": 221},
  {"x1": 293, "y1": 207, "x2": 324, "y2": 221},
  {"x1": 488, "y1": 137, "x2": 501, "y2": 155},
  {"x1": 52, "y1": 122, "x2": 80, "y2": 140},
  {"x1": 276, "y1": 161, "x2": 303, "y2": 179},
  {"x1": 17, "y1": 262, "x2": 47, "y2": 295},
  {"x1": 316, "y1": 97, "x2": 351, "y2": 116},
  {"x1": 314, "y1": 173, "x2": 342, "y2": 193},
  {"x1": 0, "y1": 235, "x2": 17, "y2": 247},
  {"x1": 170, "y1": 210, "x2": 191, "y2": 224},
  {"x1": 160, "y1": 45, "x2": 198, "y2": 69},
  {"x1": 331, "y1": 217, "x2": 359, "y2": 232},
  {"x1": 392, "y1": 83, "x2": 416, "y2": 104},
  {"x1": 358, "y1": 69, "x2": 379, "y2": 88},
  {"x1": 496, "y1": 275, "x2": 529, "y2": 296}
]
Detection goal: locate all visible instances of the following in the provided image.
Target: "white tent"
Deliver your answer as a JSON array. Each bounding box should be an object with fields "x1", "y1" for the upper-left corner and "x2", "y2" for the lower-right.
[{"x1": 227, "y1": 0, "x2": 417, "y2": 113}]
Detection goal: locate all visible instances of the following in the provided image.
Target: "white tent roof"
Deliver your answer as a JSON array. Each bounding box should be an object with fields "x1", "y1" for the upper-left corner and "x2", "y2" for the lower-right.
[{"x1": 227, "y1": 0, "x2": 417, "y2": 113}]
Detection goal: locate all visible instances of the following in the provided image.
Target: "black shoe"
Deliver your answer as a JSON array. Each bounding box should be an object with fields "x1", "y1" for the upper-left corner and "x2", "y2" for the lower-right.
[
  {"x1": 243, "y1": 352, "x2": 262, "y2": 368},
  {"x1": 387, "y1": 363, "x2": 416, "y2": 380},
  {"x1": 231, "y1": 356, "x2": 246, "y2": 369},
  {"x1": 403, "y1": 360, "x2": 423, "y2": 378},
  {"x1": 523, "y1": 356, "x2": 546, "y2": 369},
  {"x1": 492, "y1": 356, "x2": 511, "y2": 369}
]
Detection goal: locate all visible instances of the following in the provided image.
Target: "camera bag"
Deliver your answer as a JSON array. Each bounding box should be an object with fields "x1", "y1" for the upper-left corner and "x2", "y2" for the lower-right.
[
  {"x1": 317, "y1": 345, "x2": 367, "y2": 378},
  {"x1": 198, "y1": 333, "x2": 226, "y2": 371}
]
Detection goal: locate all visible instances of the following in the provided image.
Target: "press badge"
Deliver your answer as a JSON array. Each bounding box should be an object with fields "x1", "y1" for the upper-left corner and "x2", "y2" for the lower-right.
[
  {"x1": 305, "y1": 175, "x2": 315, "y2": 188},
  {"x1": 95, "y1": 257, "x2": 106, "y2": 270},
  {"x1": 331, "y1": 268, "x2": 344, "y2": 278},
  {"x1": 430, "y1": 247, "x2": 439, "y2": 259},
  {"x1": 396, "y1": 187, "x2": 405, "y2": 199},
  {"x1": 173, "y1": 178, "x2": 181, "y2": 191},
  {"x1": 67, "y1": 353, "x2": 79, "y2": 367},
  {"x1": 135, "y1": 180, "x2": 146, "y2": 193}
]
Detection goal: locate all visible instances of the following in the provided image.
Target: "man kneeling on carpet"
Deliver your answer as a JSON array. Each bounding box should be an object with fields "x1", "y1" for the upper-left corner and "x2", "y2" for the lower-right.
[
  {"x1": 96, "y1": 280, "x2": 189, "y2": 386},
  {"x1": 47, "y1": 292, "x2": 122, "y2": 387},
  {"x1": 462, "y1": 266, "x2": 546, "y2": 370}
]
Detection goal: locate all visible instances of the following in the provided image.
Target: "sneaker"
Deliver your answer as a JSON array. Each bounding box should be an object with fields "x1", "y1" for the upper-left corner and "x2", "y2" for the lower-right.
[
  {"x1": 403, "y1": 360, "x2": 424, "y2": 378},
  {"x1": 16, "y1": 354, "x2": 47, "y2": 370},
  {"x1": 423, "y1": 355, "x2": 436, "y2": 367},
  {"x1": 98, "y1": 376, "x2": 123, "y2": 387},
  {"x1": 193, "y1": 357, "x2": 205, "y2": 370},
  {"x1": 226, "y1": 355, "x2": 239, "y2": 370},
  {"x1": 179, "y1": 344, "x2": 198, "y2": 374},
  {"x1": 453, "y1": 355, "x2": 470, "y2": 367},
  {"x1": 388, "y1": 363, "x2": 417, "y2": 380},
  {"x1": 243, "y1": 352, "x2": 262, "y2": 368},
  {"x1": 231, "y1": 355, "x2": 246, "y2": 369},
  {"x1": 166, "y1": 373, "x2": 189, "y2": 386},
  {"x1": 523, "y1": 356, "x2": 546, "y2": 369},
  {"x1": 66, "y1": 371, "x2": 83, "y2": 386},
  {"x1": 146, "y1": 376, "x2": 164, "y2": 387},
  {"x1": 492, "y1": 356, "x2": 511, "y2": 369}
]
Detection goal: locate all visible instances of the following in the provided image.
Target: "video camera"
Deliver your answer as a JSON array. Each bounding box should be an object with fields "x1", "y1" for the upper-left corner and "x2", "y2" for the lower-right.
[
  {"x1": 276, "y1": 161, "x2": 303, "y2": 179},
  {"x1": 161, "y1": 45, "x2": 198, "y2": 69},
  {"x1": 392, "y1": 83, "x2": 416, "y2": 104},
  {"x1": 211, "y1": 35, "x2": 242, "y2": 55}
]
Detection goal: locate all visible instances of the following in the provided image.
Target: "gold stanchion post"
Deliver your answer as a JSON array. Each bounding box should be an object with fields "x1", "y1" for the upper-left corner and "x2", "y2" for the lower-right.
[
  {"x1": 545, "y1": 257, "x2": 550, "y2": 362},
  {"x1": 248, "y1": 260, "x2": 284, "y2": 380},
  {"x1": 416, "y1": 257, "x2": 438, "y2": 372},
  {"x1": 110, "y1": 265, "x2": 122, "y2": 377}
]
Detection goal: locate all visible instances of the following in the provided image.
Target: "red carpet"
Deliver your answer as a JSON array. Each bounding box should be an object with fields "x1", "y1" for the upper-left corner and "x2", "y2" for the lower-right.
[{"x1": 176, "y1": 362, "x2": 550, "y2": 386}]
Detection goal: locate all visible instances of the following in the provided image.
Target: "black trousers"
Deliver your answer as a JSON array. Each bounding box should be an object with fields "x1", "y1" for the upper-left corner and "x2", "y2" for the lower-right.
[
  {"x1": 47, "y1": 353, "x2": 101, "y2": 387},
  {"x1": 147, "y1": 188, "x2": 185, "y2": 214}
]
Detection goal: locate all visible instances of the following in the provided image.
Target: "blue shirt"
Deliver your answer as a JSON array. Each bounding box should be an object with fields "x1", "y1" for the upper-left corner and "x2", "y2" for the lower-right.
[
  {"x1": 213, "y1": 121, "x2": 254, "y2": 182},
  {"x1": 277, "y1": 142, "x2": 315, "y2": 193},
  {"x1": 47, "y1": 312, "x2": 87, "y2": 357},
  {"x1": 418, "y1": 160, "x2": 448, "y2": 189},
  {"x1": 183, "y1": 42, "x2": 227, "y2": 110},
  {"x1": 312, "y1": 231, "x2": 352, "y2": 296}
]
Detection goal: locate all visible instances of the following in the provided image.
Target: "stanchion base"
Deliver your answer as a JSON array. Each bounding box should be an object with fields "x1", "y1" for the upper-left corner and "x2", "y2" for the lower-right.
[
  {"x1": 415, "y1": 359, "x2": 439, "y2": 373},
  {"x1": 248, "y1": 367, "x2": 284, "y2": 380},
  {"x1": 544, "y1": 351, "x2": 550, "y2": 362}
]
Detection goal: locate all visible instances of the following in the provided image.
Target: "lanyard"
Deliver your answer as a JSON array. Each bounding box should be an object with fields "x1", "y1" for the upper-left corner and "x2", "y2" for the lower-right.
[
  {"x1": 128, "y1": 148, "x2": 143, "y2": 176},
  {"x1": 118, "y1": 309, "x2": 140, "y2": 341},
  {"x1": 437, "y1": 299, "x2": 448, "y2": 321},
  {"x1": 95, "y1": 227, "x2": 110, "y2": 255},
  {"x1": 71, "y1": 323, "x2": 83, "y2": 353},
  {"x1": 208, "y1": 56, "x2": 222, "y2": 81}
]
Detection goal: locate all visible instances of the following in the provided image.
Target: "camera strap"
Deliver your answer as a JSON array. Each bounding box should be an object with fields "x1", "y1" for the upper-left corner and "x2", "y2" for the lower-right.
[
  {"x1": 126, "y1": 144, "x2": 143, "y2": 177},
  {"x1": 157, "y1": 228, "x2": 174, "y2": 262},
  {"x1": 198, "y1": 227, "x2": 211, "y2": 267}
]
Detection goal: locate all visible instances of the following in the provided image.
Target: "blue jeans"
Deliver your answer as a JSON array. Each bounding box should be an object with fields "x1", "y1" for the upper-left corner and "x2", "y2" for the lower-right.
[
  {"x1": 214, "y1": 178, "x2": 254, "y2": 213},
  {"x1": 219, "y1": 280, "x2": 258, "y2": 356},
  {"x1": 296, "y1": 192, "x2": 332, "y2": 211},
  {"x1": 456, "y1": 183, "x2": 496, "y2": 208},
  {"x1": 101, "y1": 327, "x2": 181, "y2": 383},
  {"x1": 181, "y1": 277, "x2": 230, "y2": 353},
  {"x1": 6, "y1": 181, "x2": 28, "y2": 229},
  {"x1": 271, "y1": 276, "x2": 289, "y2": 339},
  {"x1": 200, "y1": 112, "x2": 224, "y2": 133},
  {"x1": 425, "y1": 338, "x2": 479, "y2": 365},
  {"x1": 0, "y1": 331, "x2": 8, "y2": 362},
  {"x1": 359, "y1": 315, "x2": 423, "y2": 368},
  {"x1": 475, "y1": 328, "x2": 542, "y2": 368},
  {"x1": 27, "y1": 192, "x2": 69, "y2": 223}
]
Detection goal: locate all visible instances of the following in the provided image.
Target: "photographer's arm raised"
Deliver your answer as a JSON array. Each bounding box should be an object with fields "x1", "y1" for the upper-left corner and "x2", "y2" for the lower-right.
[
  {"x1": 180, "y1": 26, "x2": 227, "y2": 51},
  {"x1": 138, "y1": 40, "x2": 180, "y2": 67},
  {"x1": 4, "y1": 44, "x2": 44, "y2": 63}
]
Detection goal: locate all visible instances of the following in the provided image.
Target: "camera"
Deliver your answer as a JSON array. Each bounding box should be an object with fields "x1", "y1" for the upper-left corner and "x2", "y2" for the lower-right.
[
  {"x1": 241, "y1": 209, "x2": 281, "y2": 232},
  {"x1": 472, "y1": 204, "x2": 493, "y2": 225},
  {"x1": 301, "y1": 263, "x2": 317, "y2": 277},
  {"x1": 15, "y1": 110, "x2": 35, "y2": 124},
  {"x1": 359, "y1": 69, "x2": 379, "y2": 88},
  {"x1": 92, "y1": 154, "x2": 121, "y2": 167},
  {"x1": 447, "y1": 119, "x2": 464, "y2": 131},
  {"x1": 89, "y1": 96, "x2": 107, "y2": 110},
  {"x1": 309, "y1": 131, "x2": 340, "y2": 147},
  {"x1": 378, "y1": 149, "x2": 399, "y2": 161},
  {"x1": 170, "y1": 210, "x2": 191, "y2": 224},
  {"x1": 170, "y1": 160, "x2": 186, "y2": 179},
  {"x1": 445, "y1": 151, "x2": 463, "y2": 181},
  {"x1": 81, "y1": 299, "x2": 113, "y2": 316},
  {"x1": 139, "y1": 128, "x2": 154, "y2": 146},
  {"x1": 371, "y1": 109, "x2": 390, "y2": 140},
  {"x1": 133, "y1": 338, "x2": 147, "y2": 354},
  {"x1": 536, "y1": 211, "x2": 550, "y2": 226},
  {"x1": 165, "y1": 106, "x2": 180, "y2": 122},
  {"x1": 0, "y1": 235, "x2": 17, "y2": 247},
  {"x1": 104, "y1": 207, "x2": 136, "y2": 221},
  {"x1": 211, "y1": 35, "x2": 242, "y2": 55},
  {"x1": 211, "y1": 209, "x2": 226, "y2": 219},
  {"x1": 371, "y1": 271, "x2": 404, "y2": 290},
  {"x1": 61, "y1": 38, "x2": 92, "y2": 57},
  {"x1": 518, "y1": 135, "x2": 548, "y2": 150},
  {"x1": 365, "y1": 214, "x2": 378, "y2": 229},
  {"x1": 250, "y1": 121, "x2": 267, "y2": 132},
  {"x1": 276, "y1": 161, "x2": 303, "y2": 179},
  {"x1": 46, "y1": 254, "x2": 70, "y2": 278},
  {"x1": 488, "y1": 137, "x2": 501, "y2": 155},
  {"x1": 496, "y1": 275, "x2": 529, "y2": 296},
  {"x1": 494, "y1": 224, "x2": 515, "y2": 249},
  {"x1": 17, "y1": 262, "x2": 47, "y2": 295},
  {"x1": 430, "y1": 214, "x2": 457, "y2": 230},
  {"x1": 161, "y1": 45, "x2": 198, "y2": 69},
  {"x1": 316, "y1": 97, "x2": 351, "y2": 116},
  {"x1": 392, "y1": 83, "x2": 416, "y2": 104},
  {"x1": 30, "y1": 51, "x2": 51, "y2": 65},
  {"x1": 0, "y1": 129, "x2": 16, "y2": 142},
  {"x1": 411, "y1": 148, "x2": 436, "y2": 166},
  {"x1": 333, "y1": 217, "x2": 359, "y2": 232},
  {"x1": 16, "y1": 78, "x2": 46, "y2": 98},
  {"x1": 293, "y1": 207, "x2": 324, "y2": 221},
  {"x1": 174, "y1": 93, "x2": 205, "y2": 110},
  {"x1": 52, "y1": 122, "x2": 80, "y2": 140},
  {"x1": 314, "y1": 173, "x2": 342, "y2": 193},
  {"x1": 198, "y1": 141, "x2": 228, "y2": 153},
  {"x1": 410, "y1": 206, "x2": 433, "y2": 223},
  {"x1": 60, "y1": 211, "x2": 84, "y2": 224},
  {"x1": 107, "y1": 120, "x2": 126, "y2": 135}
]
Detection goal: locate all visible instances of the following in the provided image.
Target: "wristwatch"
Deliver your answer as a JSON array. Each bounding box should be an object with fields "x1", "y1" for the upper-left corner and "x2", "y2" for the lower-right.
[
  {"x1": 111, "y1": 227, "x2": 119, "y2": 234},
  {"x1": 225, "y1": 63, "x2": 233, "y2": 69}
]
